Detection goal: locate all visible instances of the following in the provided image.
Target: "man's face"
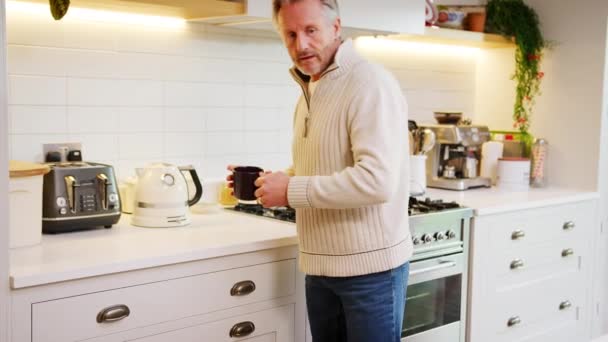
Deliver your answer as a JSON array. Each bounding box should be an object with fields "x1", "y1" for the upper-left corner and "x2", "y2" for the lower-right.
[{"x1": 277, "y1": 0, "x2": 341, "y2": 80}]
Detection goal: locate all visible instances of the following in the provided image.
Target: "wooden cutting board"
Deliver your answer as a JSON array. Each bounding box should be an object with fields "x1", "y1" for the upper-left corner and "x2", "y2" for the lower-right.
[{"x1": 9, "y1": 160, "x2": 50, "y2": 178}]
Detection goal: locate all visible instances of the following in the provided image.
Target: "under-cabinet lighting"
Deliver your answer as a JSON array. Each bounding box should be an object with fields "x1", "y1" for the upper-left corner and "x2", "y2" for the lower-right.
[
  {"x1": 7, "y1": 1, "x2": 186, "y2": 29},
  {"x1": 355, "y1": 36, "x2": 480, "y2": 58}
]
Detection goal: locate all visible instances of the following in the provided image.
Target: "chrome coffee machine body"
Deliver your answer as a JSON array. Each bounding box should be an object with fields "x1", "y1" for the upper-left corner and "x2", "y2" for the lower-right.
[{"x1": 419, "y1": 124, "x2": 492, "y2": 191}]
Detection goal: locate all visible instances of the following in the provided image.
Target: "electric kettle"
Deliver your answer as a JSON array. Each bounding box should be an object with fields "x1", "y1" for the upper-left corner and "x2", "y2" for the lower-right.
[{"x1": 131, "y1": 163, "x2": 203, "y2": 228}]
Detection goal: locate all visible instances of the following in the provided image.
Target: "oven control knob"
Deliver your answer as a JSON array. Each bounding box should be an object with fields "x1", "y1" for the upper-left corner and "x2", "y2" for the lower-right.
[
  {"x1": 412, "y1": 236, "x2": 422, "y2": 245},
  {"x1": 422, "y1": 234, "x2": 434, "y2": 243},
  {"x1": 435, "y1": 232, "x2": 446, "y2": 241},
  {"x1": 446, "y1": 230, "x2": 457, "y2": 239}
]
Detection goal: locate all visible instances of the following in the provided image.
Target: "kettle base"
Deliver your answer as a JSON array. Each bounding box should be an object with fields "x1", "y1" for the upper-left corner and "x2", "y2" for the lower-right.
[{"x1": 131, "y1": 214, "x2": 191, "y2": 228}]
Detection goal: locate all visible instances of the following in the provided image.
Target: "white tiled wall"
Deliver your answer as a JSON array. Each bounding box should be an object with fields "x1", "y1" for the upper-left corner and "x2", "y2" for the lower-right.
[{"x1": 6, "y1": 5, "x2": 477, "y2": 180}]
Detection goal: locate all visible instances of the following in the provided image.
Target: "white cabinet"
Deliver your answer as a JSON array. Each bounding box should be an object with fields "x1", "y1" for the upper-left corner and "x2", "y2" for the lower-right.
[
  {"x1": 467, "y1": 200, "x2": 598, "y2": 342},
  {"x1": 10, "y1": 246, "x2": 305, "y2": 342},
  {"x1": 339, "y1": 0, "x2": 425, "y2": 36}
]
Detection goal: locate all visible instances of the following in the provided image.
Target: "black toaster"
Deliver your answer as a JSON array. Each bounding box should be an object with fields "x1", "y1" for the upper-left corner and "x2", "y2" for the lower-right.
[{"x1": 42, "y1": 162, "x2": 121, "y2": 233}]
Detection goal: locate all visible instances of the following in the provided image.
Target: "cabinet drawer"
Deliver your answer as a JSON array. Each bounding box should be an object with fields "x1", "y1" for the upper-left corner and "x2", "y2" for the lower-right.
[
  {"x1": 131, "y1": 304, "x2": 294, "y2": 342},
  {"x1": 487, "y1": 201, "x2": 593, "y2": 251},
  {"x1": 488, "y1": 273, "x2": 584, "y2": 341},
  {"x1": 490, "y1": 237, "x2": 586, "y2": 289},
  {"x1": 32, "y1": 259, "x2": 296, "y2": 342}
]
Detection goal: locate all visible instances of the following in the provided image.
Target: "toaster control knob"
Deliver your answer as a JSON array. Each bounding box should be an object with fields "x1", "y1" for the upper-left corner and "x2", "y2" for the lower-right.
[
  {"x1": 109, "y1": 193, "x2": 118, "y2": 203},
  {"x1": 446, "y1": 230, "x2": 457, "y2": 239},
  {"x1": 422, "y1": 234, "x2": 434, "y2": 244},
  {"x1": 56, "y1": 197, "x2": 67, "y2": 207},
  {"x1": 162, "y1": 174, "x2": 175, "y2": 186},
  {"x1": 59, "y1": 207, "x2": 67, "y2": 215}
]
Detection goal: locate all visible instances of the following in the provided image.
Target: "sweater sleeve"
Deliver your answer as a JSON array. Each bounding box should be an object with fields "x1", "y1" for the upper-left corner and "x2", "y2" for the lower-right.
[{"x1": 287, "y1": 70, "x2": 408, "y2": 209}]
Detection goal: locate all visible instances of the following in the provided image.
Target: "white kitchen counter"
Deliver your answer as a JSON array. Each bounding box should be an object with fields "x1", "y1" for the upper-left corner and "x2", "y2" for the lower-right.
[
  {"x1": 424, "y1": 186, "x2": 599, "y2": 216},
  {"x1": 9, "y1": 209, "x2": 297, "y2": 289}
]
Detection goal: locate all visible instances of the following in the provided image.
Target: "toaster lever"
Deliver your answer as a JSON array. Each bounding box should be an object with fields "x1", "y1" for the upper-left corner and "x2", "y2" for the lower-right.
[
  {"x1": 64, "y1": 175, "x2": 77, "y2": 213},
  {"x1": 97, "y1": 174, "x2": 110, "y2": 210}
]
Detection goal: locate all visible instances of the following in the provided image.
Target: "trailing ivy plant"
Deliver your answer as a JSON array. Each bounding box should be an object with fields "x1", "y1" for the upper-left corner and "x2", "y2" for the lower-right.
[
  {"x1": 485, "y1": 0, "x2": 546, "y2": 135},
  {"x1": 49, "y1": 0, "x2": 70, "y2": 20}
]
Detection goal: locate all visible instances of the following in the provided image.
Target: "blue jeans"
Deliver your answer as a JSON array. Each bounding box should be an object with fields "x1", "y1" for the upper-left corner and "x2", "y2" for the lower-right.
[{"x1": 305, "y1": 262, "x2": 410, "y2": 342}]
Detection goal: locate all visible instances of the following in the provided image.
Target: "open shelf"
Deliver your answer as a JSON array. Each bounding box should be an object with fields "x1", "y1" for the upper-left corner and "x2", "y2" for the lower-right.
[{"x1": 392, "y1": 27, "x2": 515, "y2": 49}]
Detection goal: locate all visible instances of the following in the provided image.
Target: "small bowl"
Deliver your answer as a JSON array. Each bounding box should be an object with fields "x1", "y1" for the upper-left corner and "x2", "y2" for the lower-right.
[{"x1": 434, "y1": 112, "x2": 462, "y2": 124}]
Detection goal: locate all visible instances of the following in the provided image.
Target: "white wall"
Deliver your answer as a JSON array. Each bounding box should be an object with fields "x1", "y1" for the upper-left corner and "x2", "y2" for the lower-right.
[
  {"x1": 0, "y1": 0, "x2": 9, "y2": 340},
  {"x1": 5, "y1": 3, "x2": 476, "y2": 181},
  {"x1": 599, "y1": 19, "x2": 608, "y2": 336},
  {"x1": 476, "y1": 0, "x2": 608, "y2": 191}
]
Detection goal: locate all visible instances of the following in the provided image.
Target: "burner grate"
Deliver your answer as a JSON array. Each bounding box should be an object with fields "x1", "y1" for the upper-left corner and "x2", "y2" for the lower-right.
[{"x1": 409, "y1": 197, "x2": 460, "y2": 215}]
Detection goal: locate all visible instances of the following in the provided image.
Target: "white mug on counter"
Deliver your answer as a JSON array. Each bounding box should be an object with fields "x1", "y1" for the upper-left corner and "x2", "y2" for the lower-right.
[{"x1": 410, "y1": 155, "x2": 427, "y2": 196}]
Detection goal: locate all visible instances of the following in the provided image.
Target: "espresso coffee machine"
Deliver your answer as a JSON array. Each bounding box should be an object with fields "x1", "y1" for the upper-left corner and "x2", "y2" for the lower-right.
[{"x1": 419, "y1": 123, "x2": 492, "y2": 190}]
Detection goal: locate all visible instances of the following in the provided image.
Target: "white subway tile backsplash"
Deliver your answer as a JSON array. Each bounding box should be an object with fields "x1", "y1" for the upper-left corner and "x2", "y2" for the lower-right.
[
  {"x1": 7, "y1": 11, "x2": 65, "y2": 47},
  {"x1": 164, "y1": 107, "x2": 206, "y2": 132},
  {"x1": 207, "y1": 108, "x2": 244, "y2": 131},
  {"x1": 68, "y1": 134, "x2": 119, "y2": 161},
  {"x1": 206, "y1": 132, "x2": 244, "y2": 156},
  {"x1": 118, "y1": 133, "x2": 164, "y2": 160},
  {"x1": 67, "y1": 107, "x2": 119, "y2": 133},
  {"x1": 7, "y1": 10, "x2": 476, "y2": 177},
  {"x1": 10, "y1": 105, "x2": 67, "y2": 134},
  {"x1": 244, "y1": 132, "x2": 281, "y2": 154},
  {"x1": 119, "y1": 107, "x2": 163, "y2": 133},
  {"x1": 244, "y1": 108, "x2": 280, "y2": 131},
  {"x1": 8, "y1": 45, "x2": 67, "y2": 77},
  {"x1": 164, "y1": 132, "x2": 205, "y2": 158},
  {"x1": 9, "y1": 75, "x2": 66, "y2": 105},
  {"x1": 11, "y1": 134, "x2": 69, "y2": 162},
  {"x1": 245, "y1": 85, "x2": 287, "y2": 107}
]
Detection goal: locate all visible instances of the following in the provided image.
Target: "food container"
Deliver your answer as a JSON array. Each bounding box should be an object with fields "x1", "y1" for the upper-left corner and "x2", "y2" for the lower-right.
[
  {"x1": 496, "y1": 157, "x2": 530, "y2": 191},
  {"x1": 530, "y1": 138, "x2": 548, "y2": 187},
  {"x1": 9, "y1": 161, "x2": 50, "y2": 248}
]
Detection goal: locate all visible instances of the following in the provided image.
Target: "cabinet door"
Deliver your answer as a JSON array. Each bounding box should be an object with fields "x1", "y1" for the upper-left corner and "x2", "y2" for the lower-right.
[
  {"x1": 340, "y1": 0, "x2": 424, "y2": 35},
  {"x1": 129, "y1": 305, "x2": 294, "y2": 342}
]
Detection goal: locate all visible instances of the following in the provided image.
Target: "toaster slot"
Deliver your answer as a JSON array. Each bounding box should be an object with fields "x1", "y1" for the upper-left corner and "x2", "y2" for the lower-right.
[
  {"x1": 96, "y1": 174, "x2": 110, "y2": 210},
  {"x1": 64, "y1": 175, "x2": 77, "y2": 213}
]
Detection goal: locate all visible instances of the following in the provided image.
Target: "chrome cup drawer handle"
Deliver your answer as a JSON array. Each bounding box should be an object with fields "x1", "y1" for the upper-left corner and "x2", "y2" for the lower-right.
[
  {"x1": 510, "y1": 259, "x2": 525, "y2": 270},
  {"x1": 231, "y1": 280, "x2": 256, "y2": 296},
  {"x1": 561, "y1": 248, "x2": 574, "y2": 257},
  {"x1": 507, "y1": 316, "x2": 521, "y2": 327},
  {"x1": 229, "y1": 321, "x2": 255, "y2": 338},
  {"x1": 559, "y1": 300, "x2": 572, "y2": 311},
  {"x1": 96, "y1": 304, "x2": 130, "y2": 323},
  {"x1": 563, "y1": 221, "x2": 576, "y2": 230},
  {"x1": 511, "y1": 230, "x2": 526, "y2": 240}
]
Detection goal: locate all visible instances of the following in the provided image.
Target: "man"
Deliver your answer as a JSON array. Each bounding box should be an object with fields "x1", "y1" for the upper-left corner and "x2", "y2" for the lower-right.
[{"x1": 237, "y1": 0, "x2": 412, "y2": 341}]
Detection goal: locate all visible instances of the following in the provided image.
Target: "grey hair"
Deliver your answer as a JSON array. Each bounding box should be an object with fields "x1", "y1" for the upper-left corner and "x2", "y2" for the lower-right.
[{"x1": 272, "y1": 0, "x2": 340, "y2": 29}]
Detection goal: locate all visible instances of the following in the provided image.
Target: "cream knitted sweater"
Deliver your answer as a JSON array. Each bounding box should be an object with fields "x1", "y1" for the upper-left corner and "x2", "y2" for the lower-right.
[{"x1": 286, "y1": 39, "x2": 412, "y2": 277}]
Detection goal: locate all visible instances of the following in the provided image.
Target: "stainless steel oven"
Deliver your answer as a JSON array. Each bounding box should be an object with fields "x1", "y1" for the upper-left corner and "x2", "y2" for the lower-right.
[{"x1": 404, "y1": 202, "x2": 472, "y2": 342}]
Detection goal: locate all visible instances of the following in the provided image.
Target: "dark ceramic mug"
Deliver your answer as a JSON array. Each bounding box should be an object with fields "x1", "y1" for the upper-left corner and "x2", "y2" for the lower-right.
[{"x1": 232, "y1": 166, "x2": 263, "y2": 201}]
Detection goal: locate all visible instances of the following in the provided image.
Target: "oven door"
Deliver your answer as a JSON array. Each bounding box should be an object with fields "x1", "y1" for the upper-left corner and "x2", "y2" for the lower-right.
[{"x1": 402, "y1": 252, "x2": 465, "y2": 342}]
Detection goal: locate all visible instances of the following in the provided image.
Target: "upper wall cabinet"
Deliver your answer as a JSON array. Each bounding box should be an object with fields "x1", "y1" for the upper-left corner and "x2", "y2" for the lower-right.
[
  {"x1": 339, "y1": 0, "x2": 425, "y2": 36},
  {"x1": 117, "y1": 0, "x2": 425, "y2": 36}
]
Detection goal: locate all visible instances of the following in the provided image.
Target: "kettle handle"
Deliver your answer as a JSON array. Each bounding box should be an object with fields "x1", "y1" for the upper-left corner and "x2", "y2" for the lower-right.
[{"x1": 178, "y1": 165, "x2": 203, "y2": 206}]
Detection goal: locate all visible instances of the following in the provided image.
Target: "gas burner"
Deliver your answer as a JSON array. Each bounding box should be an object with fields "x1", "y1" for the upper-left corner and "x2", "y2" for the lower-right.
[
  {"x1": 232, "y1": 203, "x2": 296, "y2": 223},
  {"x1": 409, "y1": 197, "x2": 460, "y2": 215}
]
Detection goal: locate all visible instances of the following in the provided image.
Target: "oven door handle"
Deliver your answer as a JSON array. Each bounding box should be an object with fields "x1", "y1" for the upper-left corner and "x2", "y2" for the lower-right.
[{"x1": 409, "y1": 260, "x2": 457, "y2": 276}]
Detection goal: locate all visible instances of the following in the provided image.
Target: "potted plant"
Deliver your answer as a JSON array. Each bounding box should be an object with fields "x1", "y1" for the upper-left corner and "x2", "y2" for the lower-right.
[
  {"x1": 485, "y1": 0, "x2": 546, "y2": 152},
  {"x1": 49, "y1": 0, "x2": 70, "y2": 20}
]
